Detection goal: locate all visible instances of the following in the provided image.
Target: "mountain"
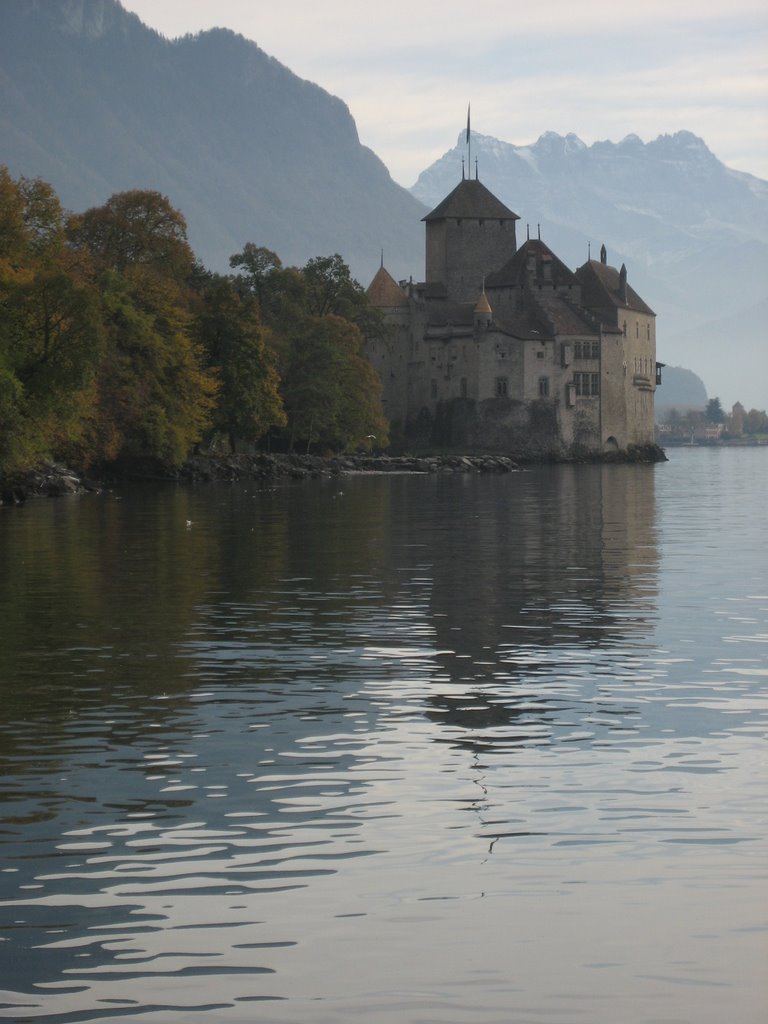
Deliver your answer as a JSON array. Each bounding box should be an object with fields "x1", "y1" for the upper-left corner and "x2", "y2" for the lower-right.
[
  {"x1": 654, "y1": 367, "x2": 709, "y2": 412},
  {"x1": 3, "y1": 2, "x2": 765, "y2": 407},
  {"x1": 0, "y1": 0, "x2": 425, "y2": 284},
  {"x1": 411, "y1": 131, "x2": 768, "y2": 409}
]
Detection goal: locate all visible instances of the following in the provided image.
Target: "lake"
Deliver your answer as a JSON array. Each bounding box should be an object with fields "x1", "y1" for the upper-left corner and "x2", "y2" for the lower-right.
[{"x1": 0, "y1": 447, "x2": 766, "y2": 1023}]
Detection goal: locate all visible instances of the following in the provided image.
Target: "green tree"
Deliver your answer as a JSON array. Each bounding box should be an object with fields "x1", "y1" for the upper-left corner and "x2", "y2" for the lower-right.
[
  {"x1": 282, "y1": 314, "x2": 387, "y2": 452},
  {"x1": 301, "y1": 253, "x2": 383, "y2": 335},
  {"x1": 196, "y1": 276, "x2": 285, "y2": 451},
  {"x1": 229, "y1": 244, "x2": 282, "y2": 310},
  {"x1": 705, "y1": 397, "x2": 725, "y2": 423}
]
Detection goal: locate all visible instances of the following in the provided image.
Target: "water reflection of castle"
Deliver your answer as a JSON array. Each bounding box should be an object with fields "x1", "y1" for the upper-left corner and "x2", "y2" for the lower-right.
[{"x1": 420, "y1": 464, "x2": 659, "y2": 745}]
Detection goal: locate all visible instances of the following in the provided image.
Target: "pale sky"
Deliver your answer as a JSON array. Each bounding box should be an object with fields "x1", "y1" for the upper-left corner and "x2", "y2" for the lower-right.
[{"x1": 120, "y1": 0, "x2": 768, "y2": 185}]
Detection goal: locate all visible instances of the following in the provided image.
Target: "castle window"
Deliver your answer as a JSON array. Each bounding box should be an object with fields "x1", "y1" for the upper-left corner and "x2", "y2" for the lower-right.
[
  {"x1": 636, "y1": 323, "x2": 639, "y2": 338},
  {"x1": 591, "y1": 373, "x2": 600, "y2": 396},
  {"x1": 496, "y1": 377, "x2": 509, "y2": 398},
  {"x1": 647, "y1": 324, "x2": 651, "y2": 340},
  {"x1": 591, "y1": 341, "x2": 600, "y2": 359},
  {"x1": 623, "y1": 321, "x2": 627, "y2": 337},
  {"x1": 536, "y1": 350, "x2": 544, "y2": 359},
  {"x1": 538, "y1": 376, "x2": 550, "y2": 397},
  {"x1": 574, "y1": 341, "x2": 583, "y2": 359}
]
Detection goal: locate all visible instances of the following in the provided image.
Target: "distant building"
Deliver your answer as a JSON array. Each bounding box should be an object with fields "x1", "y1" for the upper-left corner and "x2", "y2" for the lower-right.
[{"x1": 366, "y1": 175, "x2": 660, "y2": 455}]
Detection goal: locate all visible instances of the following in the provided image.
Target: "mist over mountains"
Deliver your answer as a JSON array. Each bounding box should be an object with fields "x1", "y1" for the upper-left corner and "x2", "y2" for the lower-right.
[
  {"x1": 2, "y1": 0, "x2": 766, "y2": 407},
  {"x1": 412, "y1": 131, "x2": 768, "y2": 409}
]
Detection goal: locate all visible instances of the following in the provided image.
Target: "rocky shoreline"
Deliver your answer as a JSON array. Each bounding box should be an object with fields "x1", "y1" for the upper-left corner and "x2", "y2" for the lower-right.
[{"x1": 0, "y1": 445, "x2": 666, "y2": 504}]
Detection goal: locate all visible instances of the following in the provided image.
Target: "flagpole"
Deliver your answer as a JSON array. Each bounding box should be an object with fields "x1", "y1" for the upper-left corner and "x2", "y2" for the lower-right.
[{"x1": 466, "y1": 103, "x2": 471, "y2": 181}]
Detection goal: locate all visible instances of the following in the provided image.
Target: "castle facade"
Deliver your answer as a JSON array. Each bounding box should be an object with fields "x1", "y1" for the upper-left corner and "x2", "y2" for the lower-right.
[{"x1": 366, "y1": 176, "x2": 659, "y2": 455}]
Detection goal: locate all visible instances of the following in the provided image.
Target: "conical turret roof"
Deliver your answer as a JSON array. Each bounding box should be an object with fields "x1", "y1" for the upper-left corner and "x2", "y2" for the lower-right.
[
  {"x1": 474, "y1": 289, "x2": 492, "y2": 314},
  {"x1": 366, "y1": 265, "x2": 409, "y2": 308}
]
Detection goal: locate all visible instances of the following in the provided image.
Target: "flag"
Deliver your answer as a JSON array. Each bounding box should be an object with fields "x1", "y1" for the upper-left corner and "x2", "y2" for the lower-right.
[{"x1": 466, "y1": 104, "x2": 470, "y2": 144}]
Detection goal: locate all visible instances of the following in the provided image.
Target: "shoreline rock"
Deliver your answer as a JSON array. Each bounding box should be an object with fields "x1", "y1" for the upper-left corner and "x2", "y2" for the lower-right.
[
  {"x1": 178, "y1": 452, "x2": 524, "y2": 482},
  {"x1": 1, "y1": 444, "x2": 667, "y2": 503},
  {"x1": 0, "y1": 462, "x2": 101, "y2": 505}
]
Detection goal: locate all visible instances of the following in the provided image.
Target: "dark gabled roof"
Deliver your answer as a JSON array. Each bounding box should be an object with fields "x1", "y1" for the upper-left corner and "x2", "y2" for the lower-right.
[
  {"x1": 485, "y1": 238, "x2": 579, "y2": 290},
  {"x1": 366, "y1": 265, "x2": 409, "y2": 308},
  {"x1": 532, "y1": 289, "x2": 601, "y2": 337},
  {"x1": 491, "y1": 310, "x2": 551, "y2": 341},
  {"x1": 423, "y1": 178, "x2": 520, "y2": 222},
  {"x1": 424, "y1": 300, "x2": 475, "y2": 327},
  {"x1": 576, "y1": 259, "x2": 655, "y2": 316}
]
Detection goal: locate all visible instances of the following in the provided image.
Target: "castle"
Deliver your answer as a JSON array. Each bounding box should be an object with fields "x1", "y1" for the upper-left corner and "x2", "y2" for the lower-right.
[{"x1": 366, "y1": 173, "x2": 660, "y2": 456}]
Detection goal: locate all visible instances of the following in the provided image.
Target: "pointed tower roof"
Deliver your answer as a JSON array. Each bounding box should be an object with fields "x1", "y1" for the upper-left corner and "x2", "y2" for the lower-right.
[
  {"x1": 423, "y1": 178, "x2": 519, "y2": 222},
  {"x1": 366, "y1": 265, "x2": 409, "y2": 308},
  {"x1": 474, "y1": 289, "x2": 492, "y2": 314}
]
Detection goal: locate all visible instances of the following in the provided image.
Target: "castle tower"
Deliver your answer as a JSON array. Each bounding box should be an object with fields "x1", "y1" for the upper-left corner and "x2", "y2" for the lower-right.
[{"x1": 423, "y1": 178, "x2": 519, "y2": 302}]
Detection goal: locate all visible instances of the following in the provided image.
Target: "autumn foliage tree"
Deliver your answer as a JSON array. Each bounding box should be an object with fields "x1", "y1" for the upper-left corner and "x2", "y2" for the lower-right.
[
  {"x1": 0, "y1": 169, "x2": 103, "y2": 473},
  {"x1": 66, "y1": 189, "x2": 217, "y2": 468},
  {"x1": 0, "y1": 170, "x2": 390, "y2": 477}
]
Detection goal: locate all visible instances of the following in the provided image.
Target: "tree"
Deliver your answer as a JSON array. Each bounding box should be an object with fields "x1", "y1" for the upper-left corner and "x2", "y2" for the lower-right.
[
  {"x1": 18, "y1": 176, "x2": 66, "y2": 263},
  {"x1": 301, "y1": 253, "x2": 383, "y2": 335},
  {"x1": 65, "y1": 191, "x2": 217, "y2": 468},
  {"x1": 705, "y1": 397, "x2": 725, "y2": 423},
  {"x1": 84, "y1": 269, "x2": 217, "y2": 467},
  {"x1": 68, "y1": 190, "x2": 195, "y2": 280},
  {"x1": 744, "y1": 408, "x2": 768, "y2": 436},
  {"x1": 282, "y1": 314, "x2": 388, "y2": 452},
  {"x1": 0, "y1": 170, "x2": 104, "y2": 474},
  {"x1": 0, "y1": 166, "x2": 26, "y2": 264},
  {"x1": 729, "y1": 402, "x2": 746, "y2": 435},
  {"x1": 229, "y1": 244, "x2": 282, "y2": 311},
  {"x1": 196, "y1": 276, "x2": 285, "y2": 451}
]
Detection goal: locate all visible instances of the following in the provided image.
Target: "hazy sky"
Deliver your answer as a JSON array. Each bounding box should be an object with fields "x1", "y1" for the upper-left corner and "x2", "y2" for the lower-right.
[{"x1": 120, "y1": 0, "x2": 768, "y2": 185}]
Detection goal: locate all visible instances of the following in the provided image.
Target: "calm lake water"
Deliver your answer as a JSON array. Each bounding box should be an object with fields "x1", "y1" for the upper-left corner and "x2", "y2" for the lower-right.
[{"x1": 0, "y1": 447, "x2": 766, "y2": 1024}]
